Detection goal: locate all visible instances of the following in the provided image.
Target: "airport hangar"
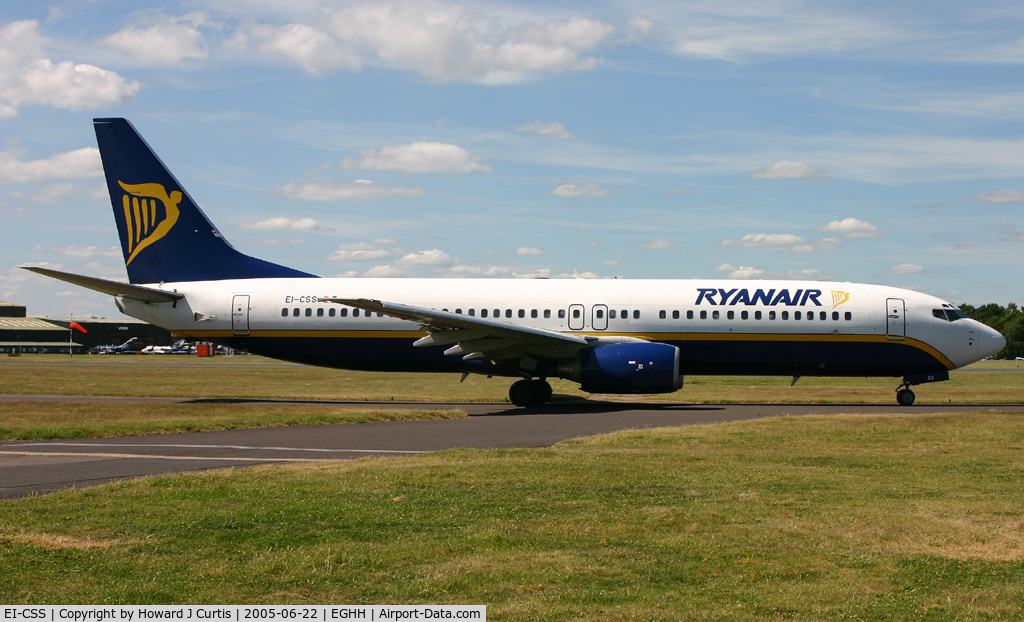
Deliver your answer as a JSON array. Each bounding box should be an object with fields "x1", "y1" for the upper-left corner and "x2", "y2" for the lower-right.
[{"x1": 0, "y1": 299, "x2": 173, "y2": 354}]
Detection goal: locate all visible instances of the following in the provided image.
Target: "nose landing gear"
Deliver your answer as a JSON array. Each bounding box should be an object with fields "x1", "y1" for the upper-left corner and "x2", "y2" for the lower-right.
[
  {"x1": 896, "y1": 385, "x2": 916, "y2": 406},
  {"x1": 509, "y1": 378, "x2": 553, "y2": 407}
]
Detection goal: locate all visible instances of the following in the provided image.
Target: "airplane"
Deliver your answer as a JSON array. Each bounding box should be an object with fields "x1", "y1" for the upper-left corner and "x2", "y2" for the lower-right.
[
  {"x1": 89, "y1": 336, "x2": 140, "y2": 355},
  {"x1": 141, "y1": 338, "x2": 194, "y2": 355},
  {"x1": 27, "y1": 118, "x2": 1006, "y2": 406}
]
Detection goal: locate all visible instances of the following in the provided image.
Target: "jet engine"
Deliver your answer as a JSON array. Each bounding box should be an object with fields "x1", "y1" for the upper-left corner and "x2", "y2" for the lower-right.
[{"x1": 558, "y1": 342, "x2": 683, "y2": 394}]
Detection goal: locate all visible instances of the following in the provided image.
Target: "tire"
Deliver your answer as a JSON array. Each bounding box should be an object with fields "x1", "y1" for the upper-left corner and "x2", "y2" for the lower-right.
[
  {"x1": 896, "y1": 389, "x2": 916, "y2": 406},
  {"x1": 509, "y1": 380, "x2": 535, "y2": 407},
  {"x1": 531, "y1": 380, "x2": 553, "y2": 404}
]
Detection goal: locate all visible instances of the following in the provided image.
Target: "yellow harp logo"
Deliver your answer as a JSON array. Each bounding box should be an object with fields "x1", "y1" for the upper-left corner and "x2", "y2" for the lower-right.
[
  {"x1": 118, "y1": 181, "x2": 182, "y2": 265},
  {"x1": 831, "y1": 290, "x2": 850, "y2": 308}
]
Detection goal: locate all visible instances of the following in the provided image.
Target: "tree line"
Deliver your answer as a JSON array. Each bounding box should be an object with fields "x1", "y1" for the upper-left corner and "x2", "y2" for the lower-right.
[{"x1": 960, "y1": 303, "x2": 1023, "y2": 358}]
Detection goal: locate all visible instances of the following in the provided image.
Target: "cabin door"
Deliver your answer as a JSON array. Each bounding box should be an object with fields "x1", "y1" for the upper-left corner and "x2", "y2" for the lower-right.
[
  {"x1": 232, "y1": 295, "x2": 250, "y2": 335},
  {"x1": 886, "y1": 298, "x2": 905, "y2": 340}
]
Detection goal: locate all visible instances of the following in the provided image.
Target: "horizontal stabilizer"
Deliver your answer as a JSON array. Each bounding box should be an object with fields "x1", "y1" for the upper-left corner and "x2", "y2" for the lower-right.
[{"x1": 23, "y1": 267, "x2": 184, "y2": 303}]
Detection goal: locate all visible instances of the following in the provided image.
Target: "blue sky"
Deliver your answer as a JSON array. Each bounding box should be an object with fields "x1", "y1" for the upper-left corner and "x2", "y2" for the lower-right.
[{"x1": 1, "y1": 0, "x2": 1022, "y2": 318}]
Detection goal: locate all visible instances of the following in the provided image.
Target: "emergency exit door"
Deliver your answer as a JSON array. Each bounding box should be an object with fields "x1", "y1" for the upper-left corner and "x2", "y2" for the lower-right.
[{"x1": 232, "y1": 295, "x2": 250, "y2": 335}]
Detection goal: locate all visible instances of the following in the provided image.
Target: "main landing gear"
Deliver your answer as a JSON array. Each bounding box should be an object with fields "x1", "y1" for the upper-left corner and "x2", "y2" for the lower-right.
[{"x1": 509, "y1": 379, "x2": 553, "y2": 407}]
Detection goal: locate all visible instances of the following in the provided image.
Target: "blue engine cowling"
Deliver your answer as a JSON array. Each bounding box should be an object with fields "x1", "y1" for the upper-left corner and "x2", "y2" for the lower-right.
[{"x1": 571, "y1": 342, "x2": 682, "y2": 394}]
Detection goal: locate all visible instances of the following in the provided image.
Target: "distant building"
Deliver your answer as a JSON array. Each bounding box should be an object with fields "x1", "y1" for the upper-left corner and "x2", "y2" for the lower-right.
[
  {"x1": 0, "y1": 299, "x2": 83, "y2": 354},
  {"x1": 0, "y1": 299, "x2": 174, "y2": 354}
]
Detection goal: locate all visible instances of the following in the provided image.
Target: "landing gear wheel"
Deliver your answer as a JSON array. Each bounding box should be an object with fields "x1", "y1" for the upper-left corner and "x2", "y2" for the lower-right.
[
  {"x1": 509, "y1": 379, "x2": 553, "y2": 407},
  {"x1": 896, "y1": 388, "x2": 916, "y2": 406},
  {"x1": 531, "y1": 379, "x2": 553, "y2": 404}
]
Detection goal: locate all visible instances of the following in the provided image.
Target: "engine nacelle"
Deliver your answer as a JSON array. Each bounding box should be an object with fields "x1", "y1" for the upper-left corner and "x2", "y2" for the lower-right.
[{"x1": 558, "y1": 342, "x2": 683, "y2": 394}]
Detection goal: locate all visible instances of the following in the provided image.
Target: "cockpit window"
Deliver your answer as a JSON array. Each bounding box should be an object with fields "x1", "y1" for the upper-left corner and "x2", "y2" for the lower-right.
[
  {"x1": 946, "y1": 309, "x2": 967, "y2": 321},
  {"x1": 933, "y1": 309, "x2": 948, "y2": 321}
]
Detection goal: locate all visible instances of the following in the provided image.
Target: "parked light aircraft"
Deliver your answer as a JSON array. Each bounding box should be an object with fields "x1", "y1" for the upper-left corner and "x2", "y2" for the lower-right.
[
  {"x1": 89, "y1": 336, "x2": 139, "y2": 355},
  {"x1": 27, "y1": 118, "x2": 1005, "y2": 406}
]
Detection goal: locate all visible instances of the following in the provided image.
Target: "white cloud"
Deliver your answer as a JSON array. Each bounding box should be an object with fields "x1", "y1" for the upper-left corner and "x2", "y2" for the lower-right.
[
  {"x1": 888, "y1": 263, "x2": 925, "y2": 274},
  {"x1": 326, "y1": 5, "x2": 614, "y2": 84},
  {"x1": 445, "y1": 265, "x2": 511, "y2": 277},
  {"x1": 933, "y1": 242, "x2": 980, "y2": 253},
  {"x1": 328, "y1": 242, "x2": 392, "y2": 262},
  {"x1": 634, "y1": 239, "x2": 676, "y2": 249},
  {"x1": 364, "y1": 264, "x2": 415, "y2": 277},
  {"x1": 600, "y1": 260, "x2": 619, "y2": 267},
  {"x1": 239, "y1": 23, "x2": 362, "y2": 76},
  {"x1": 0, "y1": 147, "x2": 102, "y2": 184},
  {"x1": 812, "y1": 218, "x2": 883, "y2": 239},
  {"x1": 341, "y1": 142, "x2": 490, "y2": 173},
  {"x1": 0, "y1": 21, "x2": 139, "y2": 118},
  {"x1": 720, "y1": 233, "x2": 842, "y2": 253},
  {"x1": 515, "y1": 121, "x2": 572, "y2": 140},
  {"x1": 749, "y1": 160, "x2": 824, "y2": 179},
  {"x1": 515, "y1": 247, "x2": 544, "y2": 256},
  {"x1": 103, "y1": 12, "x2": 210, "y2": 66},
  {"x1": 550, "y1": 179, "x2": 612, "y2": 197},
  {"x1": 272, "y1": 178, "x2": 427, "y2": 201},
  {"x1": 12, "y1": 182, "x2": 74, "y2": 203},
  {"x1": 372, "y1": 238, "x2": 397, "y2": 245},
  {"x1": 973, "y1": 189, "x2": 1024, "y2": 204},
  {"x1": 713, "y1": 263, "x2": 838, "y2": 280},
  {"x1": 585, "y1": 241, "x2": 599, "y2": 247},
  {"x1": 236, "y1": 217, "x2": 331, "y2": 231},
  {"x1": 33, "y1": 244, "x2": 120, "y2": 258},
  {"x1": 991, "y1": 223, "x2": 1024, "y2": 244},
  {"x1": 395, "y1": 248, "x2": 459, "y2": 267}
]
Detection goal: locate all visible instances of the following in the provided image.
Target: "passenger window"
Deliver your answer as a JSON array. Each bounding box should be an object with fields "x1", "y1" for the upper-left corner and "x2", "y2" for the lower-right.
[
  {"x1": 378, "y1": 313, "x2": 383, "y2": 317},
  {"x1": 700, "y1": 310, "x2": 707, "y2": 320},
  {"x1": 596, "y1": 309, "x2": 604, "y2": 319},
  {"x1": 621, "y1": 309, "x2": 628, "y2": 319},
  {"x1": 317, "y1": 308, "x2": 324, "y2": 317},
  {"x1": 281, "y1": 308, "x2": 288, "y2": 317},
  {"x1": 558, "y1": 309, "x2": 566, "y2": 319},
  {"x1": 293, "y1": 308, "x2": 299, "y2": 317},
  {"x1": 505, "y1": 309, "x2": 512, "y2": 318},
  {"x1": 659, "y1": 310, "x2": 666, "y2": 319},
  {"x1": 455, "y1": 309, "x2": 462, "y2": 314},
  {"x1": 633, "y1": 310, "x2": 640, "y2": 319},
  {"x1": 819, "y1": 311, "x2": 826, "y2": 320},
  {"x1": 531, "y1": 309, "x2": 538, "y2": 318},
  {"x1": 468, "y1": 309, "x2": 475, "y2": 316},
  {"x1": 329, "y1": 308, "x2": 336, "y2": 317},
  {"x1": 782, "y1": 311, "x2": 789, "y2": 320},
  {"x1": 769, "y1": 310, "x2": 776, "y2": 320},
  {"x1": 727, "y1": 310, "x2": 734, "y2": 320},
  {"x1": 741, "y1": 310, "x2": 748, "y2": 320},
  {"x1": 572, "y1": 309, "x2": 581, "y2": 319},
  {"x1": 609, "y1": 310, "x2": 616, "y2": 319},
  {"x1": 845, "y1": 312, "x2": 852, "y2": 321},
  {"x1": 544, "y1": 310, "x2": 551, "y2": 318},
  {"x1": 712, "y1": 310, "x2": 720, "y2": 320},
  {"x1": 754, "y1": 310, "x2": 761, "y2": 320},
  {"x1": 305, "y1": 308, "x2": 312, "y2": 317},
  {"x1": 832, "y1": 311, "x2": 839, "y2": 321},
  {"x1": 340, "y1": 308, "x2": 348, "y2": 317},
  {"x1": 518, "y1": 309, "x2": 525, "y2": 318},
  {"x1": 493, "y1": 309, "x2": 499, "y2": 318},
  {"x1": 795, "y1": 311, "x2": 802, "y2": 320},
  {"x1": 353, "y1": 309, "x2": 360, "y2": 317},
  {"x1": 481, "y1": 309, "x2": 488, "y2": 318},
  {"x1": 673, "y1": 310, "x2": 679, "y2": 319},
  {"x1": 687, "y1": 310, "x2": 693, "y2": 319}
]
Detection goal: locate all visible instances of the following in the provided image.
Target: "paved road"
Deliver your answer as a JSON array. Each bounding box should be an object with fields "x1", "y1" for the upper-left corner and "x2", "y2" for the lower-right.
[{"x1": 3, "y1": 397, "x2": 1023, "y2": 499}]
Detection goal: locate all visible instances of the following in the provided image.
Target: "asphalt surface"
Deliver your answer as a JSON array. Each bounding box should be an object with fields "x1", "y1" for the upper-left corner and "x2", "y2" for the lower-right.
[{"x1": 3, "y1": 396, "x2": 1023, "y2": 499}]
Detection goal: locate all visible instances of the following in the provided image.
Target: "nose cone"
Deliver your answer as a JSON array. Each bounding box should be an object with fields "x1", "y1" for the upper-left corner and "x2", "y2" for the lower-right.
[{"x1": 980, "y1": 324, "x2": 1006, "y2": 359}]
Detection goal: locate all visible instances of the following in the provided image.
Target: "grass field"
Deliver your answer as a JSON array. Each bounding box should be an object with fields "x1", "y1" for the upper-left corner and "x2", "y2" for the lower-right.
[
  {"x1": 1, "y1": 411, "x2": 1022, "y2": 619},
  {"x1": 1, "y1": 355, "x2": 1022, "y2": 404},
  {"x1": 0, "y1": 401, "x2": 465, "y2": 440}
]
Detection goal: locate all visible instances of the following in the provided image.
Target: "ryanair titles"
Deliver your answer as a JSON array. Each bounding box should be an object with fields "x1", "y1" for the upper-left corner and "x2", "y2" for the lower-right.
[{"x1": 696, "y1": 288, "x2": 829, "y2": 307}]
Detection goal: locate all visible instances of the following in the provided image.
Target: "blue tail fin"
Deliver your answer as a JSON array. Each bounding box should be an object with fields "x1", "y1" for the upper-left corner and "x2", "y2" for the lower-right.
[{"x1": 93, "y1": 118, "x2": 317, "y2": 284}]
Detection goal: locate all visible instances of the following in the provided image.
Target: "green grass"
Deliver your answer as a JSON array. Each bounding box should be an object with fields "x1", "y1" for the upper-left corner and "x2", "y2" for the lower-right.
[
  {"x1": 2, "y1": 355, "x2": 1022, "y2": 403},
  {"x1": 0, "y1": 401, "x2": 465, "y2": 440},
  {"x1": 1, "y1": 411, "x2": 1023, "y2": 619}
]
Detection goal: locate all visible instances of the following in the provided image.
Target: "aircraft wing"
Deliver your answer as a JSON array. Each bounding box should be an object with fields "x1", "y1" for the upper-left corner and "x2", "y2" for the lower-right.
[
  {"x1": 321, "y1": 297, "x2": 592, "y2": 362},
  {"x1": 23, "y1": 267, "x2": 184, "y2": 303}
]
